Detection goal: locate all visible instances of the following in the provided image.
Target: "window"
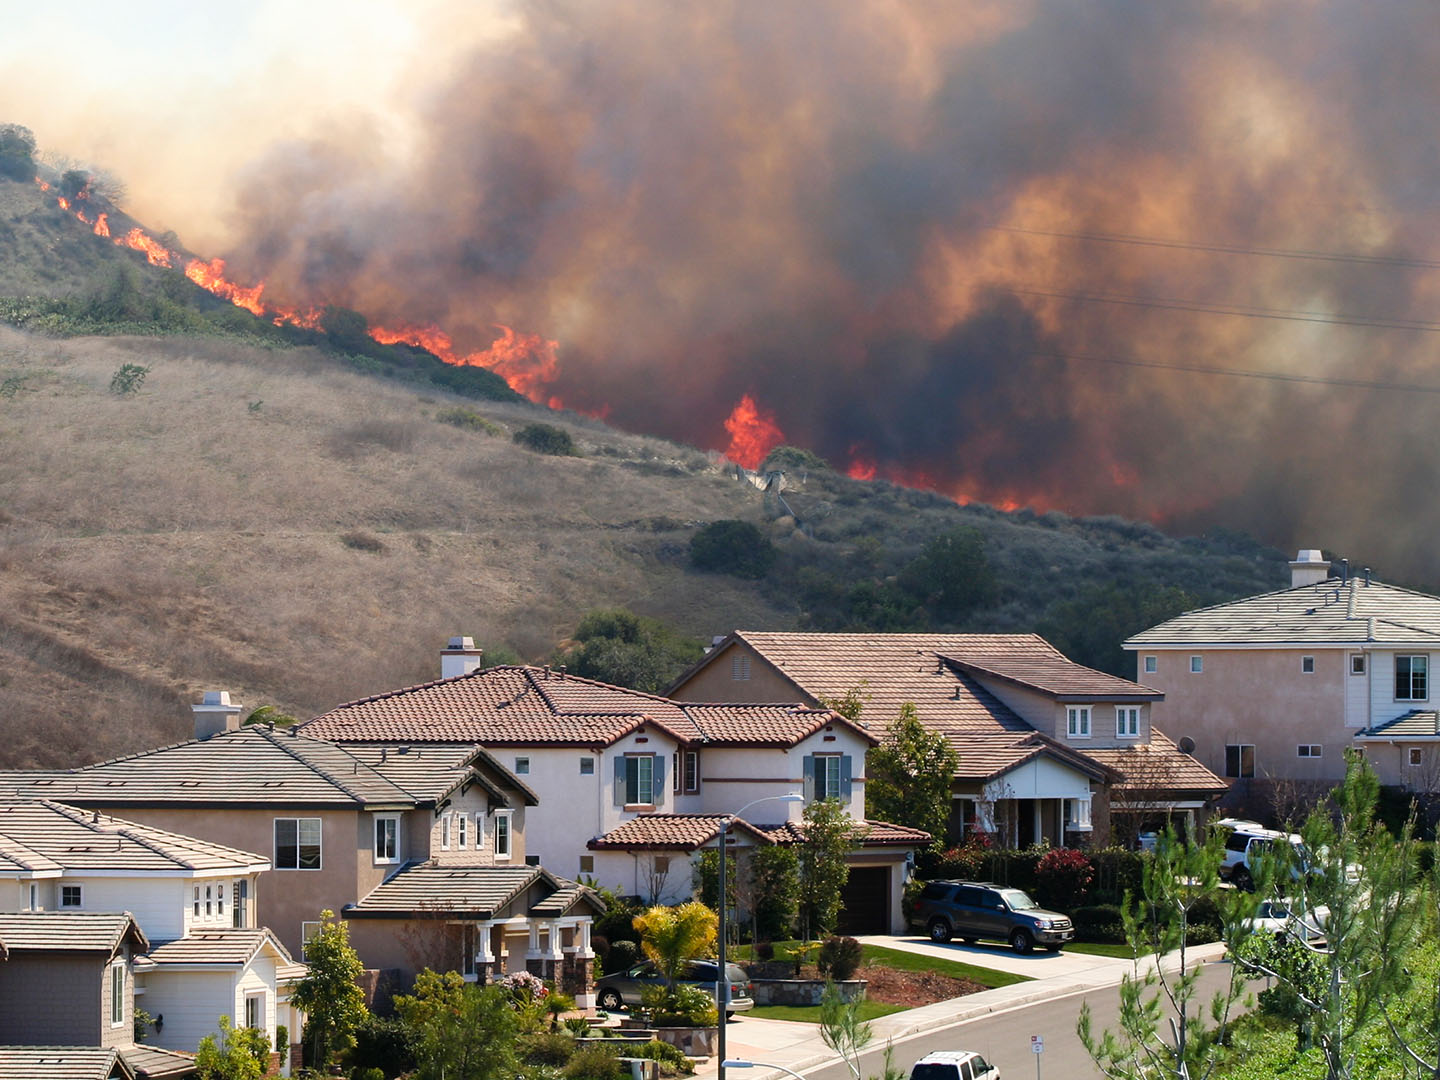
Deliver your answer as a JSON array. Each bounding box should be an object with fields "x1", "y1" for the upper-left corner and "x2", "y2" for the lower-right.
[
  {"x1": 110, "y1": 962, "x2": 124, "y2": 1027},
  {"x1": 731, "y1": 655, "x2": 750, "y2": 680},
  {"x1": 1302, "y1": 656, "x2": 1315, "y2": 674},
  {"x1": 1352, "y1": 654, "x2": 1367, "y2": 675},
  {"x1": 1225, "y1": 744, "x2": 1256, "y2": 778},
  {"x1": 817, "y1": 755, "x2": 843, "y2": 799},
  {"x1": 1067, "y1": 707, "x2": 1091, "y2": 738},
  {"x1": 374, "y1": 815, "x2": 400, "y2": 863},
  {"x1": 205, "y1": 884, "x2": 213, "y2": 916},
  {"x1": 494, "y1": 812, "x2": 512, "y2": 859},
  {"x1": 27, "y1": 883, "x2": 36, "y2": 911},
  {"x1": 1397, "y1": 655, "x2": 1429, "y2": 701},
  {"x1": 193, "y1": 886, "x2": 200, "y2": 917},
  {"x1": 525, "y1": 854, "x2": 541, "y2": 866},
  {"x1": 673, "y1": 752, "x2": 681, "y2": 793},
  {"x1": 473, "y1": 813, "x2": 484, "y2": 847},
  {"x1": 274, "y1": 818, "x2": 322, "y2": 870},
  {"x1": 1115, "y1": 707, "x2": 1140, "y2": 738},
  {"x1": 60, "y1": 885, "x2": 81, "y2": 908},
  {"x1": 244, "y1": 992, "x2": 264, "y2": 1031},
  {"x1": 217, "y1": 884, "x2": 225, "y2": 917},
  {"x1": 515, "y1": 756, "x2": 530, "y2": 775},
  {"x1": 457, "y1": 813, "x2": 468, "y2": 849},
  {"x1": 1297, "y1": 744, "x2": 1323, "y2": 758},
  {"x1": 578, "y1": 855, "x2": 594, "y2": 874},
  {"x1": 1143, "y1": 655, "x2": 1158, "y2": 674},
  {"x1": 300, "y1": 921, "x2": 322, "y2": 960},
  {"x1": 233, "y1": 880, "x2": 248, "y2": 928},
  {"x1": 1190, "y1": 655, "x2": 1204, "y2": 674},
  {"x1": 580, "y1": 756, "x2": 595, "y2": 776},
  {"x1": 461, "y1": 924, "x2": 478, "y2": 978},
  {"x1": 440, "y1": 812, "x2": 452, "y2": 850},
  {"x1": 619, "y1": 755, "x2": 656, "y2": 805},
  {"x1": 1410, "y1": 747, "x2": 1425, "y2": 767},
  {"x1": 683, "y1": 751, "x2": 699, "y2": 793}
]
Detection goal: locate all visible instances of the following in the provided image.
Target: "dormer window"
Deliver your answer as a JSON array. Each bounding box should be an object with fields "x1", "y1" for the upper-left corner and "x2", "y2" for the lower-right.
[
  {"x1": 374, "y1": 814, "x2": 400, "y2": 863},
  {"x1": 1067, "y1": 707, "x2": 1091, "y2": 738}
]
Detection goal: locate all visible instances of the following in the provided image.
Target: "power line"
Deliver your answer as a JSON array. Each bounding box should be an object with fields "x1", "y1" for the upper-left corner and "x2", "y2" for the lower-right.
[
  {"x1": 1005, "y1": 285, "x2": 1440, "y2": 333},
  {"x1": 1034, "y1": 350, "x2": 1440, "y2": 394},
  {"x1": 990, "y1": 223, "x2": 1440, "y2": 271}
]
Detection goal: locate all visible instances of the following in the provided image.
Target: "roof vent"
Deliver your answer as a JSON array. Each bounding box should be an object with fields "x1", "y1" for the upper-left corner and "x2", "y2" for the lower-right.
[{"x1": 1177, "y1": 736, "x2": 1196, "y2": 755}]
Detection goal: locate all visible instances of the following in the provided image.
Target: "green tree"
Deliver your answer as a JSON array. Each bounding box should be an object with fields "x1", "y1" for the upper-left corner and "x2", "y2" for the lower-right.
[
  {"x1": 195, "y1": 1014, "x2": 271, "y2": 1080},
  {"x1": 554, "y1": 608, "x2": 704, "y2": 694},
  {"x1": 242, "y1": 704, "x2": 297, "y2": 727},
  {"x1": 896, "y1": 527, "x2": 996, "y2": 621},
  {"x1": 1078, "y1": 824, "x2": 1255, "y2": 1080},
  {"x1": 109, "y1": 361, "x2": 151, "y2": 394},
  {"x1": 320, "y1": 305, "x2": 372, "y2": 353},
  {"x1": 689, "y1": 519, "x2": 776, "y2": 579},
  {"x1": 797, "y1": 798, "x2": 855, "y2": 941},
  {"x1": 0, "y1": 124, "x2": 35, "y2": 181},
  {"x1": 1038, "y1": 582, "x2": 1197, "y2": 678},
  {"x1": 290, "y1": 910, "x2": 367, "y2": 1069},
  {"x1": 394, "y1": 970, "x2": 518, "y2": 1080},
  {"x1": 632, "y1": 901, "x2": 717, "y2": 984},
  {"x1": 865, "y1": 703, "x2": 958, "y2": 852},
  {"x1": 748, "y1": 844, "x2": 801, "y2": 943}
]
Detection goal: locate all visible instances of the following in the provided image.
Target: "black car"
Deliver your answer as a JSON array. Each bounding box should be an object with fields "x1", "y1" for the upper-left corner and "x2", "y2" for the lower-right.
[{"x1": 910, "y1": 880, "x2": 1073, "y2": 953}]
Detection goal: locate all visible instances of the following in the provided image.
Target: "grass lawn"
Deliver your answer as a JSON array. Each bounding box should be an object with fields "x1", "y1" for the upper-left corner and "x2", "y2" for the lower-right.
[
  {"x1": 746, "y1": 1001, "x2": 908, "y2": 1023},
  {"x1": 733, "y1": 941, "x2": 1032, "y2": 990},
  {"x1": 1063, "y1": 942, "x2": 1137, "y2": 958}
]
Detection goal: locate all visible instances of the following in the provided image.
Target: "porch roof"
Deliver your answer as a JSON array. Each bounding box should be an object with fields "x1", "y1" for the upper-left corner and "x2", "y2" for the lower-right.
[
  {"x1": 0, "y1": 1048, "x2": 132, "y2": 1080},
  {"x1": 587, "y1": 814, "x2": 776, "y2": 851},
  {"x1": 1081, "y1": 731, "x2": 1227, "y2": 796},
  {"x1": 342, "y1": 862, "x2": 604, "y2": 920}
]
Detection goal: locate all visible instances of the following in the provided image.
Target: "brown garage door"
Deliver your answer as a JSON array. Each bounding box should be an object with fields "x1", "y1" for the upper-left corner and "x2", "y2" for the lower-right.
[{"x1": 837, "y1": 866, "x2": 890, "y2": 935}]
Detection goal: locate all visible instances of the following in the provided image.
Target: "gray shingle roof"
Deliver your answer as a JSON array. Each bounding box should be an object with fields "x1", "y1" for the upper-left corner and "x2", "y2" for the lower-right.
[
  {"x1": 0, "y1": 801, "x2": 267, "y2": 874},
  {"x1": 343, "y1": 863, "x2": 603, "y2": 920},
  {"x1": 136, "y1": 927, "x2": 295, "y2": 968},
  {"x1": 1125, "y1": 578, "x2": 1440, "y2": 647},
  {"x1": 0, "y1": 1048, "x2": 131, "y2": 1080},
  {"x1": 117, "y1": 1046, "x2": 195, "y2": 1079},
  {"x1": 0, "y1": 911, "x2": 149, "y2": 954},
  {"x1": 1357, "y1": 709, "x2": 1440, "y2": 738},
  {"x1": 940, "y1": 653, "x2": 1160, "y2": 700}
]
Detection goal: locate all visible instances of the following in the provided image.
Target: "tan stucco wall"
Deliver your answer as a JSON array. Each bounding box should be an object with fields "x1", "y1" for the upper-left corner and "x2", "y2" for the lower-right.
[
  {"x1": 1140, "y1": 648, "x2": 1348, "y2": 782},
  {"x1": 671, "y1": 643, "x2": 811, "y2": 704}
]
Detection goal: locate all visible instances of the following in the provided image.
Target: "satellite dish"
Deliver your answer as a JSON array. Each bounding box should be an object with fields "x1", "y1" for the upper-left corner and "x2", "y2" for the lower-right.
[{"x1": 1178, "y1": 736, "x2": 1196, "y2": 755}]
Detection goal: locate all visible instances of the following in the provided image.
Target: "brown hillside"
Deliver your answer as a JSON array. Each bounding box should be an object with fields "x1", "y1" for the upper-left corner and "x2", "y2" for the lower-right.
[{"x1": 0, "y1": 325, "x2": 792, "y2": 767}]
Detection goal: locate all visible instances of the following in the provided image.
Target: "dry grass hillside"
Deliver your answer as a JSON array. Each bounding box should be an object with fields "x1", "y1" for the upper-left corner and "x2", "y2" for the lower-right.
[{"x1": 0, "y1": 325, "x2": 791, "y2": 766}]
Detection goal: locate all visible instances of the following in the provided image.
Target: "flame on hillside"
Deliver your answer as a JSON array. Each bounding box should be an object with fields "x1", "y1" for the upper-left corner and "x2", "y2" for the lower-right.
[
  {"x1": 370, "y1": 322, "x2": 559, "y2": 403},
  {"x1": 723, "y1": 394, "x2": 784, "y2": 469}
]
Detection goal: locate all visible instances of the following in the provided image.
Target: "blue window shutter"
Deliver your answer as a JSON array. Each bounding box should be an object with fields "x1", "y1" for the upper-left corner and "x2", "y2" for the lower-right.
[
  {"x1": 840, "y1": 755, "x2": 853, "y2": 801},
  {"x1": 652, "y1": 755, "x2": 665, "y2": 805},
  {"x1": 614, "y1": 756, "x2": 627, "y2": 806},
  {"x1": 802, "y1": 755, "x2": 816, "y2": 803}
]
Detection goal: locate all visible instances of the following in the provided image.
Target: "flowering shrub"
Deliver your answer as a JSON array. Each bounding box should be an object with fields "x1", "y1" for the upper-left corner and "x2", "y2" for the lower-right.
[
  {"x1": 1034, "y1": 847, "x2": 1094, "y2": 908},
  {"x1": 499, "y1": 970, "x2": 549, "y2": 1004}
]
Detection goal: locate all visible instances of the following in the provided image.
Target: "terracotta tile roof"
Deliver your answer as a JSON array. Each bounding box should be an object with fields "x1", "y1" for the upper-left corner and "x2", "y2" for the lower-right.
[
  {"x1": 761, "y1": 818, "x2": 932, "y2": 847},
  {"x1": 1357, "y1": 709, "x2": 1440, "y2": 738},
  {"x1": 136, "y1": 927, "x2": 295, "y2": 968},
  {"x1": 1082, "y1": 731, "x2": 1227, "y2": 794},
  {"x1": 0, "y1": 911, "x2": 148, "y2": 954},
  {"x1": 301, "y1": 666, "x2": 866, "y2": 749},
  {"x1": 0, "y1": 801, "x2": 268, "y2": 874},
  {"x1": 0, "y1": 1048, "x2": 131, "y2": 1080},
  {"x1": 1126, "y1": 578, "x2": 1440, "y2": 647},
  {"x1": 587, "y1": 814, "x2": 777, "y2": 850},
  {"x1": 344, "y1": 862, "x2": 603, "y2": 920},
  {"x1": 117, "y1": 1046, "x2": 196, "y2": 1080},
  {"x1": 940, "y1": 653, "x2": 1160, "y2": 700}
]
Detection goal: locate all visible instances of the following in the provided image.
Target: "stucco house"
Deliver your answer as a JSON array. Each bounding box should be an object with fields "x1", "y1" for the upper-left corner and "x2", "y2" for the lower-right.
[
  {"x1": 1126, "y1": 548, "x2": 1440, "y2": 806},
  {"x1": 298, "y1": 640, "x2": 930, "y2": 934},
  {"x1": 0, "y1": 712, "x2": 601, "y2": 1006},
  {"x1": 668, "y1": 631, "x2": 1225, "y2": 846}
]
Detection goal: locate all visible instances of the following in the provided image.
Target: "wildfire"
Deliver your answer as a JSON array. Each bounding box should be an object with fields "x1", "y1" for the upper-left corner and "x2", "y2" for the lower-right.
[
  {"x1": 92, "y1": 213, "x2": 109, "y2": 238},
  {"x1": 184, "y1": 257, "x2": 266, "y2": 316},
  {"x1": 723, "y1": 394, "x2": 785, "y2": 469},
  {"x1": 845, "y1": 444, "x2": 878, "y2": 481},
  {"x1": 370, "y1": 322, "x2": 560, "y2": 404},
  {"x1": 56, "y1": 196, "x2": 68, "y2": 211},
  {"x1": 120, "y1": 228, "x2": 172, "y2": 268}
]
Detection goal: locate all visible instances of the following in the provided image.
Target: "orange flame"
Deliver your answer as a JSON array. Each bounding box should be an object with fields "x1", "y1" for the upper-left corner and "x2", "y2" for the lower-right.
[
  {"x1": 846, "y1": 444, "x2": 877, "y2": 481},
  {"x1": 120, "y1": 228, "x2": 172, "y2": 268},
  {"x1": 34, "y1": 178, "x2": 49, "y2": 192},
  {"x1": 92, "y1": 212, "x2": 109, "y2": 238},
  {"x1": 370, "y1": 322, "x2": 560, "y2": 403},
  {"x1": 722, "y1": 394, "x2": 785, "y2": 469},
  {"x1": 183, "y1": 257, "x2": 265, "y2": 315},
  {"x1": 56, "y1": 196, "x2": 68, "y2": 210}
]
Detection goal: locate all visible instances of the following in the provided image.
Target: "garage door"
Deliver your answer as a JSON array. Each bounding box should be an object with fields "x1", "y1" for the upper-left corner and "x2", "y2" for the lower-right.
[{"x1": 837, "y1": 867, "x2": 890, "y2": 935}]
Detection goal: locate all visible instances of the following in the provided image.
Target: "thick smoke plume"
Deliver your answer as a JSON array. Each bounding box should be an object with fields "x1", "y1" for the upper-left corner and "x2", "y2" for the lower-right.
[{"x1": 25, "y1": 2, "x2": 1440, "y2": 580}]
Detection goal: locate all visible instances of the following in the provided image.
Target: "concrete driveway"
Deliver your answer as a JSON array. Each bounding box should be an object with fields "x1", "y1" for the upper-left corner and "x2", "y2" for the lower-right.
[{"x1": 856, "y1": 934, "x2": 1137, "y2": 981}]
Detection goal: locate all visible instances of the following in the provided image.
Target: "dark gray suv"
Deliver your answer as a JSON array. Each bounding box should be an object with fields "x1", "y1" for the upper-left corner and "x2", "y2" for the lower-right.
[{"x1": 910, "y1": 880, "x2": 1073, "y2": 953}]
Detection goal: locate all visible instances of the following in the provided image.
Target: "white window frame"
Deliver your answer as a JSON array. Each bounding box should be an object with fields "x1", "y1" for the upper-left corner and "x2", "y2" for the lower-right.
[
  {"x1": 1297, "y1": 744, "x2": 1323, "y2": 758},
  {"x1": 623, "y1": 755, "x2": 656, "y2": 806},
  {"x1": 1225, "y1": 743, "x2": 1256, "y2": 778},
  {"x1": 816, "y1": 754, "x2": 844, "y2": 800},
  {"x1": 60, "y1": 885, "x2": 82, "y2": 909},
  {"x1": 514, "y1": 756, "x2": 530, "y2": 775},
  {"x1": 374, "y1": 814, "x2": 401, "y2": 864},
  {"x1": 473, "y1": 812, "x2": 484, "y2": 847},
  {"x1": 578, "y1": 854, "x2": 594, "y2": 875},
  {"x1": 672, "y1": 751, "x2": 681, "y2": 794},
  {"x1": 27, "y1": 883, "x2": 36, "y2": 911},
  {"x1": 192, "y1": 886, "x2": 200, "y2": 918},
  {"x1": 244, "y1": 991, "x2": 265, "y2": 1031},
  {"x1": 580, "y1": 756, "x2": 595, "y2": 776},
  {"x1": 110, "y1": 961, "x2": 125, "y2": 1028},
  {"x1": 217, "y1": 883, "x2": 225, "y2": 918},
  {"x1": 1143, "y1": 655, "x2": 1158, "y2": 674},
  {"x1": 1410, "y1": 747, "x2": 1425, "y2": 767},
  {"x1": 274, "y1": 817, "x2": 322, "y2": 871},
  {"x1": 1351, "y1": 654, "x2": 1367, "y2": 675},
  {"x1": 440, "y1": 813, "x2": 452, "y2": 850},
  {"x1": 1190, "y1": 655, "x2": 1204, "y2": 674},
  {"x1": 1396, "y1": 655, "x2": 1430, "y2": 702},
  {"x1": 205, "y1": 883, "x2": 213, "y2": 917},
  {"x1": 300, "y1": 921, "x2": 322, "y2": 960},
  {"x1": 1115, "y1": 706, "x2": 1140, "y2": 738},
  {"x1": 1067, "y1": 706, "x2": 1092, "y2": 739},
  {"x1": 457, "y1": 813, "x2": 468, "y2": 850},
  {"x1": 494, "y1": 811, "x2": 513, "y2": 860}
]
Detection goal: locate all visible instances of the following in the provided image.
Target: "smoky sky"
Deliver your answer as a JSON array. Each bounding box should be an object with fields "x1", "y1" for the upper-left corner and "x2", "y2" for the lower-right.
[{"x1": 213, "y1": 1, "x2": 1440, "y2": 583}]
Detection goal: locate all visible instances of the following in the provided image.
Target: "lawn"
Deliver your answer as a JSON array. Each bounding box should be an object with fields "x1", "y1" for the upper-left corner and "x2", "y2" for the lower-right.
[
  {"x1": 1063, "y1": 942, "x2": 1137, "y2": 958},
  {"x1": 746, "y1": 1000, "x2": 908, "y2": 1023},
  {"x1": 858, "y1": 944, "x2": 1031, "y2": 989}
]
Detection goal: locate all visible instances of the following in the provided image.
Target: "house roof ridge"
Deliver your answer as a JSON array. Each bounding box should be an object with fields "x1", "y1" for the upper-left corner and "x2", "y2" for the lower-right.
[{"x1": 261, "y1": 728, "x2": 394, "y2": 805}]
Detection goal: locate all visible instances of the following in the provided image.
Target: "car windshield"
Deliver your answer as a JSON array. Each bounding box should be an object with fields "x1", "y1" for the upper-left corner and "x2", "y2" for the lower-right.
[
  {"x1": 911, "y1": 1065, "x2": 959, "y2": 1080},
  {"x1": 1000, "y1": 889, "x2": 1039, "y2": 910}
]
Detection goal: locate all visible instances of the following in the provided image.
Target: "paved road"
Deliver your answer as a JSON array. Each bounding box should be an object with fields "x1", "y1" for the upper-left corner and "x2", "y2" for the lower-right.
[{"x1": 800, "y1": 959, "x2": 1241, "y2": 1080}]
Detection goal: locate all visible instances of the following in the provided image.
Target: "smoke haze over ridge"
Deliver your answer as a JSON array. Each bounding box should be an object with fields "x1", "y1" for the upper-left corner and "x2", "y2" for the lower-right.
[{"x1": 7, "y1": 1, "x2": 1440, "y2": 579}]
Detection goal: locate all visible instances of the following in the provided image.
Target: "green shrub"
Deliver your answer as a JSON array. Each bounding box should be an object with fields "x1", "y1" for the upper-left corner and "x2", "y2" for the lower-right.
[
  {"x1": 346, "y1": 1012, "x2": 414, "y2": 1079},
  {"x1": 817, "y1": 936, "x2": 863, "y2": 981},
  {"x1": 352, "y1": 1069, "x2": 385, "y2": 1080},
  {"x1": 631, "y1": 1038, "x2": 697, "y2": 1076},
  {"x1": 109, "y1": 362, "x2": 150, "y2": 395},
  {"x1": 1086, "y1": 848, "x2": 1147, "y2": 905},
  {"x1": 1034, "y1": 847, "x2": 1094, "y2": 909},
  {"x1": 340, "y1": 531, "x2": 386, "y2": 554},
  {"x1": 1069, "y1": 904, "x2": 1127, "y2": 944},
  {"x1": 513, "y1": 422, "x2": 579, "y2": 456},
  {"x1": 689, "y1": 519, "x2": 776, "y2": 579},
  {"x1": 0, "y1": 124, "x2": 36, "y2": 181},
  {"x1": 435, "y1": 407, "x2": 503, "y2": 435},
  {"x1": 754, "y1": 940, "x2": 775, "y2": 961},
  {"x1": 521, "y1": 1030, "x2": 577, "y2": 1067},
  {"x1": 641, "y1": 983, "x2": 718, "y2": 1027},
  {"x1": 562, "y1": 1042, "x2": 623, "y2": 1080},
  {"x1": 762, "y1": 445, "x2": 830, "y2": 472}
]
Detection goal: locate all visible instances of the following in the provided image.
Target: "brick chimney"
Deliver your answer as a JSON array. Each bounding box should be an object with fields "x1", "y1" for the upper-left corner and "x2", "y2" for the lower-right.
[
  {"x1": 192, "y1": 691, "x2": 243, "y2": 740},
  {"x1": 1290, "y1": 549, "x2": 1332, "y2": 588},
  {"x1": 441, "y1": 636, "x2": 484, "y2": 679}
]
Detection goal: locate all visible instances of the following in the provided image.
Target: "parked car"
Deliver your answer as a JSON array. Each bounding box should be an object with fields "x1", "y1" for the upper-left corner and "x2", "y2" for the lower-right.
[
  {"x1": 1215, "y1": 819, "x2": 1310, "y2": 891},
  {"x1": 1243, "y1": 898, "x2": 1329, "y2": 944},
  {"x1": 910, "y1": 880, "x2": 1073, "y2": 953},
  {"x1": 910, "y1": 1050, "x2": 1001, "y2": 1080},
  {"x1": 594, "y1": 958, "x2": 755, "y2": 1015}
]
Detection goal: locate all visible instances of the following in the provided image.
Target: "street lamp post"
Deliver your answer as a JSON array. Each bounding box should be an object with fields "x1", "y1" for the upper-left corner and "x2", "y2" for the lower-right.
[{"x1": 717, "y1": 793, "x2": 804, "y2": 1080}]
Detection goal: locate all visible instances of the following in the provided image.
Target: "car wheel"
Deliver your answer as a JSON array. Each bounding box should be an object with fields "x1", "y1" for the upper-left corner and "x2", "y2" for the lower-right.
[
  {"x1": 597, "y1": 989, "x2": 625, "y2": 1011},
  {"x1": 928, "y1": 917, "x2": 953, "y2": 943},
  {"x1": 1233, "y1": 867, "x2": 1254, "y2": 892},
  {"x1": 1010, "y1": 928, "x2": 1034, "y2": 954}
]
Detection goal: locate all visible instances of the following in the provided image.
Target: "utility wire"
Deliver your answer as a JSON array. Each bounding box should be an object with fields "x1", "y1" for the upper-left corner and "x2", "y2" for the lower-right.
[
  {"x1": 1034, "y1": 350, "x2": 1440, "y2": 394},
  {"x1": 989, "y1": 223, "x2": 1440, "y2": 271}
]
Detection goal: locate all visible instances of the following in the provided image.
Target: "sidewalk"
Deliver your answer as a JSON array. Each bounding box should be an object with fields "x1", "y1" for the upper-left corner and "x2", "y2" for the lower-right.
[{"x1": 692, "y1": 939, "x2": 1230, "y2": 1079}]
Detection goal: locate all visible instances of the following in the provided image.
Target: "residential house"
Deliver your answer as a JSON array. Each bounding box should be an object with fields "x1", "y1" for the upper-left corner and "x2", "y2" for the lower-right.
[
  {"x1": 298, "y1": 640, "x2": 929, "y2": 934},
  {"x1": 668, "y1": 631, "x2": 1225, "y2": 846},
  {"x1": 0, "y1": 712, "x2": 601, "y2": 1005},
  {"x1": 0, "y1": 800, "x2": 297, "y2": 1070},
  {"x1": 1126, "y1": 548, "x2": 1440, "y2": 804}
]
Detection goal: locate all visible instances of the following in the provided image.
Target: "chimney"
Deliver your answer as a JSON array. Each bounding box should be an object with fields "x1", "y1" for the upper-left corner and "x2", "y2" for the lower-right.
[
  {"x1": 441, "y1": 636, "x2": 484, "y2": 679},
  {"x1": 192, "y1": 691, "x2": 243, "y2": 741},
  {"x1": 1289, "y1": 549, "x2": 1332, "y2": 589}
]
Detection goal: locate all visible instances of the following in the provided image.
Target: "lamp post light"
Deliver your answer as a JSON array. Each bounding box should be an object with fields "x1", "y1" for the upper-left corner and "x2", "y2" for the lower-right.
[
  {"x1": 722, "y1": 1059, "x2": 807, "y2": 1080},
  {"x1": 717, "y1": 792, "x2": 804, "y2": 1080}
]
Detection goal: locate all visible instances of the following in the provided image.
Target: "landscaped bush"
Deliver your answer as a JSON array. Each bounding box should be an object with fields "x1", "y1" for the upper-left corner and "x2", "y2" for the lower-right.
[
  {"x1": 513, "y1": 422, "x2": 580, "y2": 456},
  {"x1": 521, "y1": 1030, "x2": 577, "y2": 1067},
  {"x1": 817, "y1": 936, "x2": 863, "y2": 981},
  {"x1": 642, "y1": 983, "x2": 718, "y2": 1027},
  {"x1": 562, "y1": 1042, "x2": 623, "y2": 1080},
  {"x1": 606, "y1": 938, "x2": 639, "y2": 973},
  {"x1": 1069, "y1": 904, "x2": 1127, "y2": 944},
  {"x1": 631, "y1": 1038, "x2": 697, "y2": 1076},
  {"x1": 346, "y1": 1013, "x2": 415, "y2": 1078},
  {"x1": 1034, "y1": 847, "x2": 1095, "y2": 909},
  {"x1": 754, "y1": 940, "x2": 775, "y2": 961},
  {"x1": 1086, "y1": 847, "x2": 1147, "y2": 905}
]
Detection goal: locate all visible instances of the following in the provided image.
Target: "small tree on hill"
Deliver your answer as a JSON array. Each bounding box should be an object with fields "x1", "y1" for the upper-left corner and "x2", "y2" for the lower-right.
[
  {"x1": 513, "y1": 422, "x2": 579, "y2": 456},
  {"x1": 291, "y1": 910, "x2": 367, "y2": 1069},
  {"x1": 554, "y1": 608, "x2": 704, "y2": 693},
  {"x1": 689, "y1": 519, "x2": 776, "y2": 579},
  {"x1": 896, "y1": 527, "x2": 996, "y2": 621},
  {"x1": 0, "y1": 124, "x2": 36, "y2": 181}
]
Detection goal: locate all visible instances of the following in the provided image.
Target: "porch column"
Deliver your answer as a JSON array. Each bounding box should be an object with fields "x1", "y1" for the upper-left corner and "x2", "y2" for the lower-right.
[
  {"x1": 474, "y1": 920, "x2": 496, "y2": 985},
  {"x1": 1033, "y1": 800, "x2": 1043, "y2": 847},
  {"x1": 560, "y1": 920, "x2": 597, "y2": 1008},
  {"x1": 526, "y1": 920, "x2": 558, "y2": 980}
]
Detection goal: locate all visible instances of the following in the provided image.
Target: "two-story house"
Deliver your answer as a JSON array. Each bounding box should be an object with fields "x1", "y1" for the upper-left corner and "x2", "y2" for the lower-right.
[
  {"x1": 298, "y1": 640, "x2": 930, "y2": 934},
  {"x1": 0, "y1": 712, "x2": 601, "y2": 1005},
  {"x1": 1126, "y1": 549, "x2": 1440, "y2": 806},
  {"x1": 669, "y1": 631, "x2": 1225, "y2": 846}
]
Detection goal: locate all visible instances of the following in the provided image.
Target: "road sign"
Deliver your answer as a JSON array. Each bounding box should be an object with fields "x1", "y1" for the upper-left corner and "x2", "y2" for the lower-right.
[{"x1": 1031, "y1": 1035, "x2": 1044, "y2": 1054}]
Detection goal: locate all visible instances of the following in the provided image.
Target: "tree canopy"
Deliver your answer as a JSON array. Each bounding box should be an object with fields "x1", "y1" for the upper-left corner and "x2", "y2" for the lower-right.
[
  {"x1": 866, "y1": 703, "x2": 958, "y2": 853},
  {"x1": 290, "y1": 910, "x2": 367, "y2": 1068},
  {"x1": 553, "y1": 608, "x2": 704, "y2": 693}
]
